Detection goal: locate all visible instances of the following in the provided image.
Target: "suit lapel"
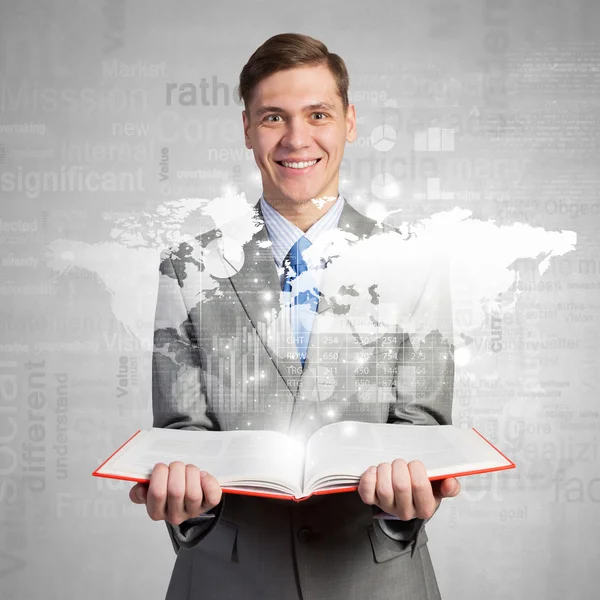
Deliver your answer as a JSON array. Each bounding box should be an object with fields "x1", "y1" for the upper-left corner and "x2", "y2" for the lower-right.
[
  {"x1": 316, "y1": 201, "x2": 381, "y2": 315},
  {"x1": 227, "y1": 202, "x2": 302, "y2": 395},
  {"x1": 337, "y1": 199, "x2": 382, "y2": 240},
  {"x1": 309, "y1": 199, "x2": 381, "y2": 351}
]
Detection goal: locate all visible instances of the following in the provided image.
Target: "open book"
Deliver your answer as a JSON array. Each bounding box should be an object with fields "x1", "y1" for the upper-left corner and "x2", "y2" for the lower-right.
[
  {"x1": 93, "y1": 421, "x2": 515, "y2": 501},
  {"x1": 93, "y1": 421, "x2": 514, "y2": 501}
]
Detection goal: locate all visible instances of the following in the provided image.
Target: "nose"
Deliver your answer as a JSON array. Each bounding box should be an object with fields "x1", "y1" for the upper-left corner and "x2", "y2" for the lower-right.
[{"x1": 280, "y1": 116, "x2": 312, "y2": 150}]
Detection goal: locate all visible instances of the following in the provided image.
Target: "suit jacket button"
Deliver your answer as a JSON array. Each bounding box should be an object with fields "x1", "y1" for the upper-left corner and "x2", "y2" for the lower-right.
[{"x1": 297, "y1": 528, "x2": 313, "y2": 543}]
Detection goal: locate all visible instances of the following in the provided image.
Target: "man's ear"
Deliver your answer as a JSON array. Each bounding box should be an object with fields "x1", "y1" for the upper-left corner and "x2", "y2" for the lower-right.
[
  {"x1": 346, "y1": 103, "x2": 357, "y2": 143},
  {"x1": 242, "y1": 110, "x2": 252, "y2": 149}
]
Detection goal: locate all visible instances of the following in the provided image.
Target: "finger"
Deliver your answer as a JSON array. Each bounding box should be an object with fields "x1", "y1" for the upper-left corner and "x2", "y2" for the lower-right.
[
  {"x1": 129, "y1": 483, "x2": 148, "y2": 504},
  {"x1": 357, "y1": 466, "x2": 378, "y2": 505},
  {"x1": 184, "y1": 464, "x2": 203, "y2": 517},
  {"x1": 390, "y1": 459, "x2": 414, "y2": 520},
  {"x1": 200, "y1": 472, "x2": 222, "y2": 511},
  {"x1": 439, "y1": 477, "x2": 461, "y2": 498},
  {"x1": 375, "y1": 462, "x2": 395, "y2": 513},
  {"x1": 408, "y1": 461, "x2": 436, "y2": 520},
  {"x1": 146, "y1": 463, "x2": 169, "y2": 521},
  {"x1": 166, "y1": 461, "x2": 187, "y2": 525}
]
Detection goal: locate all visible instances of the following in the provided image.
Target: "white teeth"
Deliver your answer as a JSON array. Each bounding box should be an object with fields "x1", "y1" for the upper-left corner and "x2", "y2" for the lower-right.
[{"x1": 281, "y1": 159, "x2": 318, "y2": 169}]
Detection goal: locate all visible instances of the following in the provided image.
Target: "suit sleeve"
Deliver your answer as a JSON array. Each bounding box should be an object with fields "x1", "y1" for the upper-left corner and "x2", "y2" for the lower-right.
[
  {"x1": 377, "y1": 253, "x2": 454, "y2": 549},
  {"x1": 152, "y1": 248, "x2": 224, "y2": 554}
]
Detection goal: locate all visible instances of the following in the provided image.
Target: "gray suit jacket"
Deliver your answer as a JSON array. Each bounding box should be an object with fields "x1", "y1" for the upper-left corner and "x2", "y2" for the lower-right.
[{"x1": 152, "y1": 199, "x2": 454, "y2": 600}]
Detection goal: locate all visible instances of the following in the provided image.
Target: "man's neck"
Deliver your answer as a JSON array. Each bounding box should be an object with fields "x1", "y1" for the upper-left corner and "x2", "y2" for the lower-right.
[{"x1": 262, "y1": 194, "x2": 339, "y2": 232}]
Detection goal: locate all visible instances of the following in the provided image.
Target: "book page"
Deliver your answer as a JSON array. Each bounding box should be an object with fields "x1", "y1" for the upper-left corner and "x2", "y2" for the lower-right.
[
  {"x1": 303, "y1": 421, "x2": 511, "y2": 493},
  {"x1": 99, "y1": 428, "x2": 306, "y2": 496}
]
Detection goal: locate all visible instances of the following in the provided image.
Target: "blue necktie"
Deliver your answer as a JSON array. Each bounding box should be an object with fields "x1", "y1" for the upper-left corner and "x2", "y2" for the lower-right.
[{"x1": 283, "y1": 236, "x2": 319, "y2": 367}]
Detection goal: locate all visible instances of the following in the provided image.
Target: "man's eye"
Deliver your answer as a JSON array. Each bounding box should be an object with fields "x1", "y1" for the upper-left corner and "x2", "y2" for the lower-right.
[
  {"x1": 313, "y1": 112, "x2": 327, "y2": 120},
  {"x1": 265, "y1": 115, "x2": 282, "y2": 122}
]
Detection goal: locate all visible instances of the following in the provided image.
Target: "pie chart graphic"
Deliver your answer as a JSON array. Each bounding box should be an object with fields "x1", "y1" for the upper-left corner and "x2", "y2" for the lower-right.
[
  {"x1": 371, "y1": 172, "x2": 402, "y2": 201},
  {"x1": 202, "y1": 237, "x2": 245, "y2": 278},
  {"x1": 370, "y1": 125, "x2": 397, "y2": 152}
]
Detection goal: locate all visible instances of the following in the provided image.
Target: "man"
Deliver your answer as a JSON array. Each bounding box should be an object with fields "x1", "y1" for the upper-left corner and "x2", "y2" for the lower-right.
[{"x1": 130, "y1": 33, "x2": 460, "y2": 600}]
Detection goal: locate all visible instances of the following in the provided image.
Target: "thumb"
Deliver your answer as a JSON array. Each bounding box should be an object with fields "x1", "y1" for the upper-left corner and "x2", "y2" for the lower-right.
[{"x1": 129, "y1": 483, "x2": 148, "y2": 504}]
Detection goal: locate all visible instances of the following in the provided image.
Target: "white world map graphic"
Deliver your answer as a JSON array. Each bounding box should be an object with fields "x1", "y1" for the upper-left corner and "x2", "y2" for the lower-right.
[{"x1": 45, "y1": 192, "x2": 577, "y2": 358}]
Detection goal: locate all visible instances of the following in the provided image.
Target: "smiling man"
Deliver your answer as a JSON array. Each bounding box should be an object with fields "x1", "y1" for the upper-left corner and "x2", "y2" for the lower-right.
[
  {"x1": 242, "y1": 62, "x2": 354, "y2": 231},
  {"x1": 130, "y1": 33, "x2": 459, "y2": 600}
]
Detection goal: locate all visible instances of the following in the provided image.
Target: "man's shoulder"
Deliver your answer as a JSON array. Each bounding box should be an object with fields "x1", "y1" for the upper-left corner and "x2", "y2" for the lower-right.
[
  {"x1": 159, "y1": 203, "x2": 263, "y2": 261},
  {"x1": 157, "y1": 202, "x2": 266, "y2": 285},
  {"x1": 159, "y1": 230, "x2": 217, "y2": 263}
]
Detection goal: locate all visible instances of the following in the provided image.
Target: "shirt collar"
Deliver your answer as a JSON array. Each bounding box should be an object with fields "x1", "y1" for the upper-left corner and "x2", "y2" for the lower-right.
[{"x1": 259, "y1": 193, "x2": 345, "y2": 267}]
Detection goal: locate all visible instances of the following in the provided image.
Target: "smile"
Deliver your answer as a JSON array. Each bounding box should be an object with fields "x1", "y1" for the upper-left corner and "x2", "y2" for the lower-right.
[{"x1": 276, "y1": 158, "x2": 322, "y2": 172}]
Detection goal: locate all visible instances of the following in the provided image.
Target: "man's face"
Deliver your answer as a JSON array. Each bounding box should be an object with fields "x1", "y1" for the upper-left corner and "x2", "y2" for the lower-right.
[{"x1": 242, "y1": 64, "x2": 356, "y2": 208}]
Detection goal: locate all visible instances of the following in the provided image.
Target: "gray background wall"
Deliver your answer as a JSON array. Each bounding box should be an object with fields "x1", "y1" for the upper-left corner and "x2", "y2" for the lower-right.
[{"x1": 1, "y1": 0, "x2": 599, "y2": 598}]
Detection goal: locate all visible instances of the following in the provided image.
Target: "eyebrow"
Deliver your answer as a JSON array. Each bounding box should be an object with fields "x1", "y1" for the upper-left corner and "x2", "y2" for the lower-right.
[{"x1": 254, "y1": 102, "x2": 336, "y2": 117}]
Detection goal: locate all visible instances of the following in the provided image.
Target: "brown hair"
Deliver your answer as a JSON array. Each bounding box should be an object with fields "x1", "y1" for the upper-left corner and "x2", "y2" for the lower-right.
[{"x1": 238, "y1": 33, "x2": 350, "y2": 117}]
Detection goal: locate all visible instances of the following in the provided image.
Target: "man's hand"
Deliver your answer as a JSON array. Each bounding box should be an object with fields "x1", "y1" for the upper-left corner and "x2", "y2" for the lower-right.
[
  {"x1": 129, "y1": 461, "x2": 222, "y2": 526},
  {"x1": 357, "y1": 459, "x2": 460, "y2": 520}
]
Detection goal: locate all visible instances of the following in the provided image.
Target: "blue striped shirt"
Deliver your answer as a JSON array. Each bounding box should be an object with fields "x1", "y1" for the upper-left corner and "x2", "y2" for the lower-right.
[{"x1": 259, "y1": 194, "x2": 345, "y2": 288}]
